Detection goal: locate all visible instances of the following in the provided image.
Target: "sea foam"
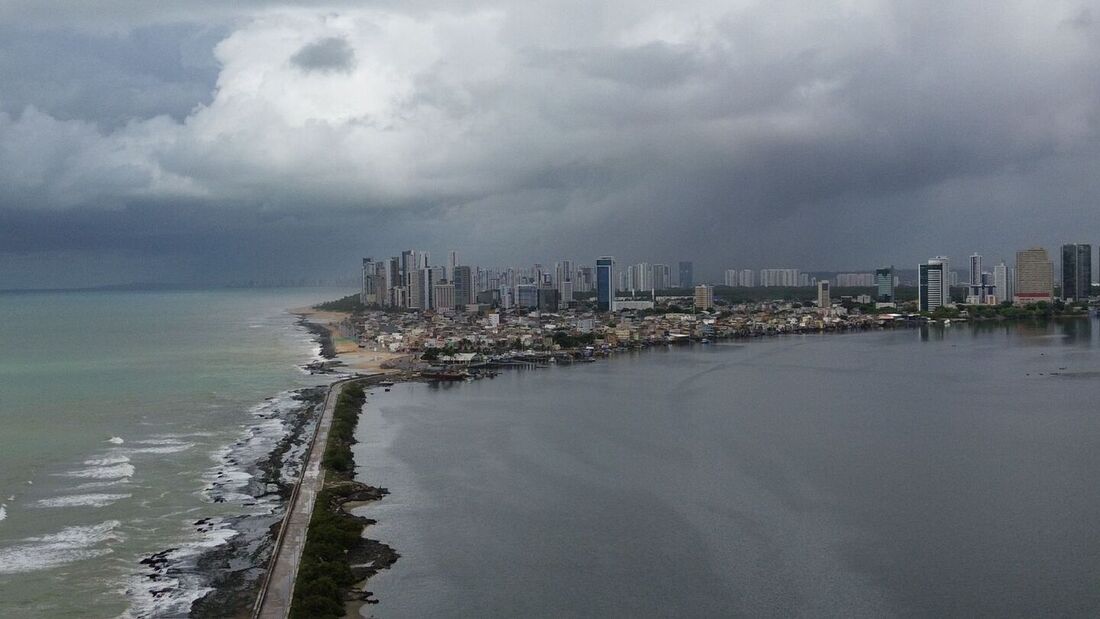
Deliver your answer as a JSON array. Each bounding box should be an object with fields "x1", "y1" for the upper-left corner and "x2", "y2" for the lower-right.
[
  {"x1": 0, "y1": 520, "x2": 123, "y2": 574},
  {"x1": 33, "y1": 493, "x2": 132, "y2": 509},
  {"x1": 62, "y1": 463, "x2": 135, "y2": 480}
]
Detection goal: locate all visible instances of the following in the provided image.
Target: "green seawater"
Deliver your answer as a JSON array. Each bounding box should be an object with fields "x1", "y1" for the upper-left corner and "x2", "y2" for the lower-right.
[{"x1": 0, "y1": 288, "x2": 351, "y2": 617}]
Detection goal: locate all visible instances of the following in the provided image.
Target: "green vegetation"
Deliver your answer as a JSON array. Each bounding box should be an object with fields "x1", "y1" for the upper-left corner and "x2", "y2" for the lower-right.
[
  {"x1": 290, "y1": 381, "x2": 367, "y2": 619},
  {"x1": 312, "y1": 294, "x2": 366, "y2": 313},
  {"x1": 552, "y1": 331, "x2": 597, "y2": 348}
]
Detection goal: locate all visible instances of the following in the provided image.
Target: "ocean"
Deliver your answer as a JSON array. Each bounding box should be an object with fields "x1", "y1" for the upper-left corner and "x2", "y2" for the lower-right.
[
  {"x1": 0, "y1": 288, "x2": 348, "y2": 618},
  {"x1": 352, "y1": 319, "x2": 1100, "y2": 617}
]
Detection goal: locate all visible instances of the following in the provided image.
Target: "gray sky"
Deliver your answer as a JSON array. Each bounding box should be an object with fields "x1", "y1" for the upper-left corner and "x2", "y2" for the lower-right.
[{"x1": 2, "y1": 1, "x2": 1099, "y2": 287}]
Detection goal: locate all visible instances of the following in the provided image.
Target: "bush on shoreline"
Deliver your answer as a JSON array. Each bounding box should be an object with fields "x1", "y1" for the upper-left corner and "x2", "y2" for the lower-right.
[{"x1": 290, "y1": 380, "x2": 367, "y2": 619}]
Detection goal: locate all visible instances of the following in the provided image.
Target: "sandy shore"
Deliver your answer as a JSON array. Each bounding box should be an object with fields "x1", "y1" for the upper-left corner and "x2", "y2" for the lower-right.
[{"x1": 289, "y1": 306, "x2": 405, "y2": 375}]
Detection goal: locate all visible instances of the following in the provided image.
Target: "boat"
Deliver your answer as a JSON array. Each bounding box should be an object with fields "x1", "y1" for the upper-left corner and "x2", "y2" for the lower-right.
[{"x1": 379, "y1": 380, "x2": 395, "y2": 387}]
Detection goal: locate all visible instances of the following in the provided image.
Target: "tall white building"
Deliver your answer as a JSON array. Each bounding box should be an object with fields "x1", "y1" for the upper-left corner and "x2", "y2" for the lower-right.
[
  {"x1": 739, "y1": 269, "x2": 755, "y2": 287},
  {"x1": 724, "y1": 269, "x2": 739, "y2": 287},
  {"x1": 759, "y1": 268, "x2": 800, "y2": 287},
  {"x1": 919, "y1": 257, "x2": 951, "y2": 311},
  {"x1": 993, "y1": 261, "x2": 1013, "y2": 304}
]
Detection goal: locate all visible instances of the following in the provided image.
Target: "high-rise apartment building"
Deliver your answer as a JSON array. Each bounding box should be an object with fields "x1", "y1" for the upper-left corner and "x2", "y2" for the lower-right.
[
  {"x1": 993, "y1": 261, "x2": 1012, "y2": 304},
  {"x1": 875, "y1": 267, "x2": 895, "y2": 303},
  {"x1": 596, "y1": 257, "x2": 615, "y2": 312},
  {"x1": 724, "y1": 269, "x2": 739, "y2": 287},
  {"x1": 1015, "y1": 247, "x2": 1053, "y2": 304},
  {"x1": 694, "y1": 284, "x2": 713, "y2": 310},
  {"x1": 452, "y1": 265, "x2": 474, "y2": 309},
  {"x1": 432, "y1": 281, "x2": 455, "y2": 311},
  {"x1": 738, "y1": 269, "x2": 755, "y2": 287},
  {"x1": 919, "y1": 257, "x2": 950, "y2": 311},
  {"x1": 817, "y1": 280, "x2": 831, "y2": 308},
  {"x1": 652, "y1": 264, "x2": 671, "y2": 291},
  {"x1": 361, "y1": 258, "x2": 376, "y2": 305},
  {"x1": 678, "y1": 261, "x2": 694, "y2": 289},
  {"x1": 1061, "y1": 243, "x2": 1092, "y2": 301},
  {"x1": 759, "y1": 269, "x2": 800, "y2": 287}
]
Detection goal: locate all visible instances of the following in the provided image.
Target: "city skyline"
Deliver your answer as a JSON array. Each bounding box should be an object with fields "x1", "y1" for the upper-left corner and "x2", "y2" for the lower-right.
[{"x1": 3, "y1": 3, "x2": 1100, "y2": 288}]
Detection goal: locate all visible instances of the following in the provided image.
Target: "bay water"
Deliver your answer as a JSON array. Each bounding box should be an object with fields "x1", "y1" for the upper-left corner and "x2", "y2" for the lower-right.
[
  {"x1": 0, "y1": 288, "x2": 347, "y2": 617},
  {"x1": 353, "y1": 319, "x2": 1100, "y2": 617}
]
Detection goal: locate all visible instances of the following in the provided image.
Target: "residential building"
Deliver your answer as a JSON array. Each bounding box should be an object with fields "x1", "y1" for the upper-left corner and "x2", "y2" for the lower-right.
[
  {"x1": 694, "y1": 284, "x2": 714, "y2": 310},
  {"x1": 432, "y1": 281, "x2": 456, "y2": 311},
  {"x1": 875, "y1": 267, "x2": 894, "y2": 303},
  {"x1": 678, "y1": 261, "x2": 694, "y2": 288},
  {"x1": 759, "y1": 268, "x2": 800, "y2": 287},
  {"x1": 817, "y1": 280, "x2": 831, "y2": 308},
  {"x1": 453, "y1": 265, "x2": 474, "y2": 309},
  {"x1": 724, "y1": 269, "x2": 739, "y2": 287},
  {"x1": 1061, "y1": 243, "x2": 1092, "y2": 301},
  {"x1": 597, "y1": 257, "x2": 615, "y2": 312},
  {"x1": 1015, "y1": 247, "x2": 1054, "y2": 304},
  {"x1": 993, "y1": 261, "x2": 1012, "y2": 304},
  {"x1": 738, "y1": 269, "x2": 755, "y2": 287},
  {"x1": 919, "y1": 257, "x2": 950, "y2": 311},
  {"x1": 652, "y1": 264, "x2": 671, "y2": 291}
]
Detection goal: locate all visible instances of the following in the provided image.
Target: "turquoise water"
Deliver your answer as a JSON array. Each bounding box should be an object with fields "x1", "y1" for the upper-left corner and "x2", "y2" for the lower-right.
[{"x1": 0, "y1": 288, "x2": 350, "y2": 617}]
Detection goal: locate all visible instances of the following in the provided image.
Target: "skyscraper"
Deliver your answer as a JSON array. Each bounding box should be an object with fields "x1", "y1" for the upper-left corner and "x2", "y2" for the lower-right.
[
  {"x1": 919, "y1": 257, "x2": 950, "y2": 311},
  {"x1": 817, "y1": 280, "x2": 831, "y2": 308},
  {"x1": 1015, "y1": 247, "x2": 1053, "y2": 304},
  {"x1": 597, "y1": 257, "x2": 615, "y2": 312},
  {"x1": 447, "y1": 250, "x2": 458, "y2": 282},
  {"x1": 724, "y1": 269, "x2": 739, "y2": 287},
  {"x1": 1061, "y1": 243, "x2": 1092, "y2": 301},
  {"x1": 678, "y1": 261, "x2": 694, "y2": 289},
  {"x1": 993, "y1": 261, "x2": 1012, "y2": 304},
  {"x1": 452, "y1": 265, "x2": 474, "y2": 309},
  {"x1": 361, "y1": 257, "x2": 376, "y2": 305},
  {"x1": 874, "y1": 266, "x2": 894, "y2": 303},
  {"x1": 651, "y1": 264, "x2": 671, "y2": 291}
]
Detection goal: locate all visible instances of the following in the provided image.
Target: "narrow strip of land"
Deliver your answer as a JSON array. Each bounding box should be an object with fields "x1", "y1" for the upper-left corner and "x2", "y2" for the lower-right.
[{"x1": 254, "y1": 376, "x2": 359, "y2": 619}]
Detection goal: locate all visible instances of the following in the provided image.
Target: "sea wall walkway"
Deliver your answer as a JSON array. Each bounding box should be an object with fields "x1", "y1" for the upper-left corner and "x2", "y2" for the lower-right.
[{"x1": 252, "y1": 375, "x2": 369, "y2": 619}]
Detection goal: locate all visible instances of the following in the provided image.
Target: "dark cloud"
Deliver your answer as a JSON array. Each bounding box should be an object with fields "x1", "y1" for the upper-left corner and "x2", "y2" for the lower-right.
[
  {"x1": 1, "y1": 1, "x2": 1100, "y2": 288},
  {"x1": 289, "y1": 36, "x2": 356, "y2": 73}
]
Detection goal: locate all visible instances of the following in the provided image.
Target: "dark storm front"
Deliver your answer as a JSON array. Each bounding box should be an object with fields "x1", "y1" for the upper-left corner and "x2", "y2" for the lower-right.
[{"x1": 352, "y1": 322, "x2": 1100, "y2": 617}]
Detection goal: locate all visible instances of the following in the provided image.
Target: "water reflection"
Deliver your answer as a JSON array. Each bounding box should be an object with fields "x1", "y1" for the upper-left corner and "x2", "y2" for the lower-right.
[{"x1": 920, "y1": 316, "x2": 1095, "y2": 346}]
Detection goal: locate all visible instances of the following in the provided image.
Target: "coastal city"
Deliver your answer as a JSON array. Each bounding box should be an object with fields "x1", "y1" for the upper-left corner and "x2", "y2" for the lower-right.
[{"x1": 308, "y1": 244, "x2": 1098, "y2": 377}]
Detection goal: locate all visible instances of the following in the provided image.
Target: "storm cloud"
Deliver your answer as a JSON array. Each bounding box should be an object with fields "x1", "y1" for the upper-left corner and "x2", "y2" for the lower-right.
[{"x1": 1, "y1": 1, "x2": 1099, "y2": 287}]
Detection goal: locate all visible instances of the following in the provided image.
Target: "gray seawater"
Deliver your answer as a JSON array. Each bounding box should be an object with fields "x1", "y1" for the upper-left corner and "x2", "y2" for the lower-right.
[
  {"x1": 0, "y1": 288, "x2": 348, "y2": 617},
  {"x1": 353, "y1": 319, "x2": 1100, "y2": 617}
]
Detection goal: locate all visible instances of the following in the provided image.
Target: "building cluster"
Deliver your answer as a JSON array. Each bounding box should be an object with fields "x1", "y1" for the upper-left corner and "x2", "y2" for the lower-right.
[
  {"x1": 917, "y1": 243, "x2": 1093, "y2": 311},
  {"x1": 345, "y1": 296, "x2": 894, "y2": 359}
]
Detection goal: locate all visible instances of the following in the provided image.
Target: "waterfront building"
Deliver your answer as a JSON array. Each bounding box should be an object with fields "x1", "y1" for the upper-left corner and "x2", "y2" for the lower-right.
[
  {"x1": 817, "y1": 280, "x2": 831, "y2": 308},
  {"x1": 919, "y1": 257, "x2": 950, "y2": 311},
  {"x1": 679, "y1": 261, "x2": 694, "y2": 288},
  {"x1": 1061, "y1": 243, "x2": 1092, "y2": 301},
  {"x1": 993, "y1": 261, "x2": 1013, "y2": 304},
  {"x1": 597, "y1": 257, "x2": 615, "y2": 311},
  {"x1": 432, "y1": 281, "x2": 456, "y2": 311},
  {"x1": 453, "y1": 265, "x2": 474, "y2": 309},
  {"x1": 694, "y1": 284, "x2": 714, "y2": 310},
  {"x1": 1015, "y1": 247, "x2": 1054, "y2": 304},
  {"x1": 875, "y1": 267, "x2": 895, "y2": 302}
]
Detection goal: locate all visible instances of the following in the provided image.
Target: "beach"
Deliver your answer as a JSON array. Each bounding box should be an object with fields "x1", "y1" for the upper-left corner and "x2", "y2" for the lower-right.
[{"x1": 290, "y1": 307, "x2": 407, "y2": 375}]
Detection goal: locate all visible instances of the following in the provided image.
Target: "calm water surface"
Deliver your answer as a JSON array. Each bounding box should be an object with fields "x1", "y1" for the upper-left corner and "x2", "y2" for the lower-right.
[{"x1": 354, "y1": 319, "x2": 1100, "y2": 618}]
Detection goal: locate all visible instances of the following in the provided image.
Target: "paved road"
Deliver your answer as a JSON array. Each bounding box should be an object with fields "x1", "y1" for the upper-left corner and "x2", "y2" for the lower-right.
[{"x1": 254, "y1": 377, "x2": 356, "y2": 619}]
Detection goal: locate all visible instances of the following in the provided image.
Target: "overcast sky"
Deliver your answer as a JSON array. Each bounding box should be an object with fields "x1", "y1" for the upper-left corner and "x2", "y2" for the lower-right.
[{"x1": 2, "y1": 1, "x2": 1099, "y2": 287}]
